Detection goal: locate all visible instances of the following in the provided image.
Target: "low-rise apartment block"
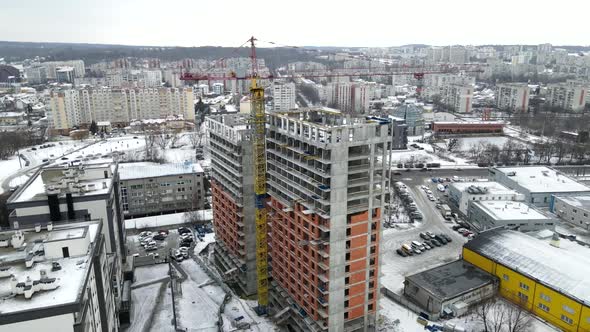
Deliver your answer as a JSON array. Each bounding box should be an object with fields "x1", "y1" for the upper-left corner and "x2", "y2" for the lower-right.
[{"x1": 117, "y1": 162, "x2": 205, "y2": 218}]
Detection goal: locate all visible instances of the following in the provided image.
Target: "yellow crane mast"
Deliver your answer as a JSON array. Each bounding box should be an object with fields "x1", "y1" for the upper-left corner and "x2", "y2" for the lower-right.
[{"x1": 248, "y1": 36, "x2": 269, "y2": 314}]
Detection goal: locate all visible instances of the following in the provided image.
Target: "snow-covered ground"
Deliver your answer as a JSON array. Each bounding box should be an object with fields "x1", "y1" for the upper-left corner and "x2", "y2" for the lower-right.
[
  {"x1": 176, "y1": 259, "x2": 226, "y2": 331},
  {"x1": 134, "y1": 264, "x2": 170, "y2": 284},
  {"x1": 378, "y1": 297, "x2": 422, "y2": 332},
  {"x1": 221, "y1": 298, "x2": 279, "y2": 332},
  {"x1": 0, "y1": 156, "x2": 22, "y2": 194},
  {"x1": 389, "y1": 147, "x2": 472, "y2": 167}
]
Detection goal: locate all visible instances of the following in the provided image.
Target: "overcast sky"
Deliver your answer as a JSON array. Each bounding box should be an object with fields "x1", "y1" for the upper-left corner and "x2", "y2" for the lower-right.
[{"x1": 0, "y1": 0, "x2": 588, "y2": 47}]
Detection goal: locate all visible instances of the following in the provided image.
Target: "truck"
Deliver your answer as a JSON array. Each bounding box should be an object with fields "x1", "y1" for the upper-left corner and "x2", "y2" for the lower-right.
[{"x1": 440, "y1": 204, "x2": 452, "y2": 220}]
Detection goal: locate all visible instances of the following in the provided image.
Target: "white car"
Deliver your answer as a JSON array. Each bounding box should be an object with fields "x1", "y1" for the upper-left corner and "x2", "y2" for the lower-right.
[
  {"x1": 421, "y1": 185, "x2": 428, "y2": 190},
  {"x1": 428, "y1": 195, "x2": 436, "y2": 201}
]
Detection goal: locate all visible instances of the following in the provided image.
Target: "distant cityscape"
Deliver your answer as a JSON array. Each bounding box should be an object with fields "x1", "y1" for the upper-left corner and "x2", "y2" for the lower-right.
[{"x1": 0, "y1": 39, "x2": 590, "y2": 332}]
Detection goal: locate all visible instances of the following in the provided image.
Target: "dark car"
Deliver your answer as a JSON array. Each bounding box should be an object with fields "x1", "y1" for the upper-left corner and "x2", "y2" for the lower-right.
[
  {"x1": 442, "y1": 234, "x2": 452, "y2": 242},
  {"x1": 430, "y1": 239, "x2": 442, "y2": 247},
  {"x1": 452, "y1": 225, "x2": 462, "y2": 231},
  {"x1": 435, "y1": 234, "x2": 448, "y2": 245},
  {"x1": 396, "y1": 248, "x2": 408, "y2": 257},
  {"x1": 393, "y1": 172, "x2": 402, "y2": 175},
  {"x1": 179, "y1": 241, "x2": 192, "y2": 248},
  {"x1": 178, "y1": 227, "x2": 191, "y2": 235},
  {"x1": 153, "y1": 234, "x2": 166, "y2": 241}
]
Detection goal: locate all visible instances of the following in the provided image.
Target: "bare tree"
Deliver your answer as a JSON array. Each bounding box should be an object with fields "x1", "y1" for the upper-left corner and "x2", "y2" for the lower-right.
[
  {"x1": 155, "y1": 131, "x2": 169, "y2": 150},
  {"x1": 188, "y1": 131, "x2": 202, "y2": 148},
  {"x1": 446, "y1": 138, "x2": 459, "y2": 152},
  {"x1": 505, "y1": 298, "x2": 532, "y2": 332},
  {"x1": 169, "y1": 132, "x2": 181, "y2": 148}
]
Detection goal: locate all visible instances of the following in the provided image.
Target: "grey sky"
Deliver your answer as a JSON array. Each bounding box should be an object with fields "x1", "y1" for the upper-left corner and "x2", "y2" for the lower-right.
[{"x1": 0, "y1": 0, "x2": 588, "y2": 47}]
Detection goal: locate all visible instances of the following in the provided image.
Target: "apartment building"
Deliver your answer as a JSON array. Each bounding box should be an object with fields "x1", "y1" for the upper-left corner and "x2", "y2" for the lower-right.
[
  {"x1": 496, "y1": 83, "x2": 529, "y2": 112},
  {"x1": 25, "y1": 66, "x2": 47, "y2": 84},
  {"x1": 327, "y1": 82, "x2": 374, "y2": 114},
  {"x1": 41, "y1": 60, "x2": 85, "y2": 79},
  {"x1": 265, "y1": 109, "x2": 390, "y2": 331},
  {"x1": 272, "y1": 81, "x2": 297, "y2": 111},
  {"x1": 546, "y1": 81, "x2": 588, "y2": 111},
  {"x1": 117, "y1": 162, "x2": 205, "y2": 218},
  {"x1": 6, "y1": 163, "x2": 126, "y2": 317},
  {"x1": 49, "y1": 87, "x2": 195, "y2": 131},
  {"x1": 207, "y1": 114, "x2": 258, "y2": 296},
  {"x1": 423, "y1": 74, "x2": 475, "y2": 99},
  {"x1": 0, "y1": 220, "x2": 119, "y2": 332},
  {"x1": 441, "y1": 84, "x2": 473, "y2": 113}
]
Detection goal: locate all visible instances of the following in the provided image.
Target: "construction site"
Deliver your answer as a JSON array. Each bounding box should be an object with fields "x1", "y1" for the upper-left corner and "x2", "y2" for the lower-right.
[{"x1": 185, "y1": 37, "x2": 485, "y2": 332}]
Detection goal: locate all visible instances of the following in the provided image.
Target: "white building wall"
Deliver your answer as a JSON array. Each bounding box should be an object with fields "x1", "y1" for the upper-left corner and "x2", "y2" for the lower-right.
[
  {"x1": 553, "y1": 197, "x2": 590, "y2": 230},
  {"x1": 0, "y1": 314, "x2": 75, "y2": 332}
]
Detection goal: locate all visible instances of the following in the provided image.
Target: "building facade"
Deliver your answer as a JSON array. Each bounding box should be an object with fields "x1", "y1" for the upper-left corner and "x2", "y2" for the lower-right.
[
  {"x1": 467, "y1": 200, "x2": 555, "y2": 232},
  {"x1": 6, "y1": 164, "x2": 126, "y2": 319},
  {"x1": 550, "y1": 194, "x2": 590, "y2": 230},
  {"x1": 489, "y1": 166, "x2": 590, "y2": 207},
  {"x1": 496, "y1": 83, "x2": 529, "y2": 112},
  {"x1": 49, "y1": 87, "x2": 195, "y2": 130},
  {"x1": 441, "y1": 84, "x2": 473, "y2": 113},
  {"x1": 391, "y1": 104, "x2": 424, "y2": 136},
  {"x1": 463, "y1": 229, "x2": 590, "y2": 332},
  {"x1": 272, "y1": 81, "x2": 296, "y2": 111},
  {"x1": 265, "y1": 109, "x2": 390, "y2": 331},
  {"x1": 207, "y1": 114, "x2": 258, "y2": 296},
  {"x1": 448, "y1": 181, "x2": 524, "y2": 215},
  {"x1": 546, "y1": 81, "x2": 588, "y2": 112},
  {"x1": 25, "y1": 66, "x2": 48, "y2": 84},
  {"x1": 117, "y1": 162, "x2": 205, "y2": 218},
  {"x1": 432, "y1": 121, "x2": 504, "y2": 135}
]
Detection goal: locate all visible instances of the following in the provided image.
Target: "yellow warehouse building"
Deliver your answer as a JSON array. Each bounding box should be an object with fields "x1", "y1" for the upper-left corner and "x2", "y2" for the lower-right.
[{"x1": 463, "y1": 229, "x2": 590, "y2": 332}]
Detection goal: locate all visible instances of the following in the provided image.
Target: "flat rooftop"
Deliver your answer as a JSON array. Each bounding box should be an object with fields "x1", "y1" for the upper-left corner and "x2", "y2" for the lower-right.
[
  {"x1": 494, "y1": 166, "x2": 590, "y2": 193},
  {"x1": 406, "y1": 260, "x2": 496, "y2": 300},
  {"x1": 554, "y1": 194, "x2": 590, "y2": 211},
  {"x1": 117, "y1": 162, "x2": 203, "y2": 181},
  {"x1": 472, "y1": 201, "x2": 550, "y2": 220},
  {"x1": 10, "y1": 165, "x2": 113, "y2": 203},
  {"x1": 450, "y1": 181, "x2": 519, "y2": 196},
  {"x1": 464, "y1": 229, "x2": 590, "y2": 305},
  {"x1": 0, "y1": 221, "x2": 100, "y2": 315}
]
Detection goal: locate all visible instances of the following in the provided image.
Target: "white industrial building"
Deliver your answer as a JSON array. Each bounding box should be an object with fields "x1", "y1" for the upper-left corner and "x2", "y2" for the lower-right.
[
  {"x1": 448, "y1": 181, "x2": 525, "y2": 215},
  {"x1": 0, "y1": 220, "x2": 119, "y2": 332},
  {"x1": 550, "y1": 194, "x2": 590, "y2": 230},
  {"x1": 489, "y1": 166, "x2": 590, "y2": 207},
  {"x1": 468, "y1": 200, "x2": 556, "y2": 232}
]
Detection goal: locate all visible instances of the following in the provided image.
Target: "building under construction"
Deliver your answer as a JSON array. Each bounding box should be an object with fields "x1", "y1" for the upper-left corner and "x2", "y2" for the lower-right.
[
  {"x1": 268, "y1": 109, "x2": 390, "y2": 331},
  {"x1": 207, "y1": 114, "x2": 258, "y2": 296},
  {"x1": 208, "y1": 108, "x2": 391, "y2": 331}
]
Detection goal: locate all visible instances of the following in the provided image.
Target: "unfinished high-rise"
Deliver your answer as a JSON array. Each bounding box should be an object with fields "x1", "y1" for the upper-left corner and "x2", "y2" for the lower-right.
[
  {"x1": 266, "y1": 109, "x2": 391, "y2": 332},
  {"x1": 207, "y1": 114, "x2": 258, "y2": 296}
]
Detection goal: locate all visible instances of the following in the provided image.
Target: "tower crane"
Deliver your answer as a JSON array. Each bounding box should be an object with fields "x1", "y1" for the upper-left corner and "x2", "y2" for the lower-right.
[{"x1": 180, "y1": 37, "x2": 484, "y2": 315}]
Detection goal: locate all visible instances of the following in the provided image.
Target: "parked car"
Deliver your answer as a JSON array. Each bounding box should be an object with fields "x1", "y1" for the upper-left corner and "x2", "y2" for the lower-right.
[
  {"x1": 153, "y1": 234, "x2": 166, "y2": 241},
  {"x1": 420, "y1": 232, "x2": 429, "y2": 240},
  {"x1": 145, "y1": 245, "x2": 158, "y2": 251},
  {"x1": 170, "y1": 251, "x2": 184, "y2": 262},
  {"x1": 422, "y1": 242, "x2": 432, "y2": 250},
  {"x1": 401, "y1": 244, "x2": 414, "y2": 255},
  {"x1": 411, "y1": 241, "x2": 425, "y2": 251},
  {"x1": 441, "y1": 234, "x2": 452, "y2": 242},
  {"x1": 434, "y1": 234, "x2": 448, "y2": 245},
  {"x1": 426, "y1": 231, "x2": 436, "y2": 239},
  {"x1": 179, "y1": 241, "x2": 192, "y2": 248},
  {"x1": 430, "y1": 239, "x2": 442, "y2": 247},
  {"x1": 178, "y1": 227, "x2": 191, "y2": 234},
  {"x1": 396, "y1": 248, "x2": 408, "y2": 257}
]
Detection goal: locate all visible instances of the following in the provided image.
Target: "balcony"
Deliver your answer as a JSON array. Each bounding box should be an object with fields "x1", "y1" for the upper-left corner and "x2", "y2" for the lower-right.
[
  {"x1": 318, "y1": 296, "x2": 328, "y2": 307},
  {"x1": 318, "y1": 273, "x2": 329, "y2": 283}
]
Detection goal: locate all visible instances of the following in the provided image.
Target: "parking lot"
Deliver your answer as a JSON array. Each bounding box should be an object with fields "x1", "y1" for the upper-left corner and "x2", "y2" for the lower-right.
[
  {"x1": 126, "y1": 224, "x2": 213, "y2": 263},
  {"x1": 380, "y1": 174, "x2": 471, "y2": 294}
]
